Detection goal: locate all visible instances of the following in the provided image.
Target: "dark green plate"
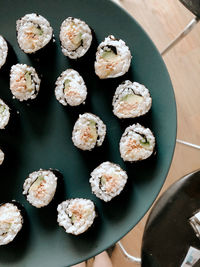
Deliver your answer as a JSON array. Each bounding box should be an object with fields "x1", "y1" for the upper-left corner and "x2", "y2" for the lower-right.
[{"x1": 0, "y1": 0, "x2": 177, "y2": 266}]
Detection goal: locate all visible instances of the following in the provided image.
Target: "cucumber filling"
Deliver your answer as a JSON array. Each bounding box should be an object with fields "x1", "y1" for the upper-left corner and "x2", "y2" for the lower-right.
[
  {"x1": 102, "y1": 50, "x2": 119, "y2": 62},
  {"x1": 139, "y1": 135, "x2": 150, "y2": 147},
  {"x1": 29, "y1": 175, "x2": 45, "y2": 193},
  {"x1": 25, "y1": 72, "x2": 34, "y2": 92},
  {"x1": 121, "y1": 94, "x2": 143, "y2": 105},
  {"x1": 0, "y1": 104, "x2": 5, "y2": 114},
  {"x1": 32, "y1": 25, "x2": 43, "y2": 36},
  {"x1": 71, "y1": 214, "x2": 77, "y2": 224},
  {"x1": 100, "y1": 176, "x2": 107, "y2": 189},
  {"x1": 72, "y1": 32, "x2": 82, "y2": 47},
  {"x1": 64, "y1": 79, "x2": 71, "y2": 94},
  {"x1": 89, "y1": 120, "x2": 98, "y2": 142},
  {"x1": 69, "y1": 22, "x2": 83, "y2": 49}
]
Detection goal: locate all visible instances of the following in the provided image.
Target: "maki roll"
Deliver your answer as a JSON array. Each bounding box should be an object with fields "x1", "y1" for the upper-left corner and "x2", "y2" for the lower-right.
[
  {"x1": 16, "y1": 13, "x2": 53, "y2": 54},
  {"x1": 55, "y1": 69, "x2": 87, "y2": 106},
  {"x1": 120, "y1": 123, "x2": 155, "y2": 162},
  {"x1": 95, "y1": 35, "x2": 131, "y2": 79},
  {"x1": 0, "y1": 202, "x2": 23, "y2": 245},
  {"x1": 0, "y1": 99, "x2": 10, "y2": 129},
  {"x1": 72, "y1": 113, "x2": 106, "y2": 151},
  {"x1": 23, "y1": 169, "x2": 58, "y2": 208},
  {"x1": 0, "y1": 35, "x2": 8, "y2": 70},
  {"x1": 59, "y1": 17, "x2": 92, "y2": 59},
  {"x1": 10, "y1": 64, "x2": 41, "y2": 101},
  {"x1": 57, "y1": 198, "x2": 96, "y2": 235},
  {"x1": 89, "y1": 161, "x2": 128, "y2": 202},
  {"x1": 112, "y1": 80, "x2": 152, "y2": 119},
  {"x1": 0, "y1": 149, "x2": 4, "y2": 165}
]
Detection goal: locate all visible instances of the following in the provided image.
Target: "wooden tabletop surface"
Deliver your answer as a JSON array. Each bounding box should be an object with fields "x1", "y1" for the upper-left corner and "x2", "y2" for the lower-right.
[{"x1": 109, "y1": 0, "x2": 200, "y2": 266}]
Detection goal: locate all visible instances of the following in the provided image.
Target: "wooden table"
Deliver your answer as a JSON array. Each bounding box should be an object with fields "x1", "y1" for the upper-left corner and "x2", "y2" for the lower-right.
[{"x1": 109, "y1": 1, "x2": 200, "y2": 266}]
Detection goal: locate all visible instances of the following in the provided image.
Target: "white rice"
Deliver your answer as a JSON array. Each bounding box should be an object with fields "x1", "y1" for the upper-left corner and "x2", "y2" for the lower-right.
[
  {"x1": 0, "y1": 99, "x2": 10, "y2": 129},
  {"x1": 0, "y1": 149, "x2": 5, "y2": 165},
  {"x1": 23, "y1": 169, "x2": 57, "y2": 208},
  {"x1": 57, "y1": 198, "x2": 95, "y2": 235},
  {"x1": 60, "y1": 17, "x2": 92, "y2": 59},
  {"x1": 0, "y1": 203, "x2": 23, "y2": 245},
  {"x1": 120, "y1": 123, "x2": 155, "y2": 162},
  {"x1": 55, "y1": 69, "x2": 87, "y2": 106},
  {"x1": 16, "y1": 13, "x2": 53, "y2": 54},
  {"x1": 72, "y1": 113, "x2": 106, "y2": 151},
  {"x1": 112, "y1": 80, "x2": 152, "y2": 118},
  {"x1": 89, "y1": 161, "x2": 128, "y2": 202},
  {"x1": 0, "y1": 36, "x2": 8, "y2": 69},
  {"x1": 10, "y1": 64, "x2": 40, "y2": 101},
  {"x1": 95, "y1": 35, "x2": 132, "y2": 79}
]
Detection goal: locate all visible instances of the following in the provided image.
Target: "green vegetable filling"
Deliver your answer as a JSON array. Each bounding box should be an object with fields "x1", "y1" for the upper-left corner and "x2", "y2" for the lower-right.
[
  {"x1": 102, "y1": 50, "x2": 119, "y2": 62},
  {"x1": 71, "y1": 214, "x2": 77, "y2": 224},
  {"x1": 72, "y1": 32, "x2": 82, "y2": 46},
  {"x1": 29, "y1": 175, "x2": 44, "y2": 192},
  {"x1": 64, "y1": 79, "x2": 71, "y2": 92},
  {"x1": 88, "y1": 120, "x2": 97, "y2": 142},
  {"x1": 25, "y1": 72, "x2": 33, "y2": 92},
  {"x1": 100, "y1": 176, "x2": 106, "y2": 187},
  {"x1": 32, "y1": 26, "x2": 43, "y2": 36},
  {"x1": 0, "y1": 104, "x2": 5, "y2": 114},
  {"x1": 121, "y1": 94, "x2": 143, "y2": 105},
  {"x1": 140, "y1": 137, "x2": 150, "y2": 147}
]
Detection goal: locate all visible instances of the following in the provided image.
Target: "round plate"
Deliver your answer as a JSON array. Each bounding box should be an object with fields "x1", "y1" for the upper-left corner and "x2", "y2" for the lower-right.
[{"x1": 0, "y1": 0, "x2": 177, "y2": 266}]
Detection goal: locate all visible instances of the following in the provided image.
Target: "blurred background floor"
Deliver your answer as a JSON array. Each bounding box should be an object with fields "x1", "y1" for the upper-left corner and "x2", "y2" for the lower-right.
[{"x1": 108, "y1": 0, "x2": 200, "y2": 266}]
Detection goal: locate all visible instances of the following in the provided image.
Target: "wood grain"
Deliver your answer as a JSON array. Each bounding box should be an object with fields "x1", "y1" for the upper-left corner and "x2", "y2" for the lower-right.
[{"x1": 111, "y1": 0, "x2": 200, "y2": 266}]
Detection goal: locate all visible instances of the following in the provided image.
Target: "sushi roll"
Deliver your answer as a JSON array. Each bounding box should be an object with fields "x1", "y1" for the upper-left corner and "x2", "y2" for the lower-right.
[
  {"x1": 16, "y1": 13, "x2": 53, "y2": 54},
  {"x1": 23, "y1": 169, "x2": 58, "y2": 208},
  {"x1": 57, "y1": 198, "x2": 96, "y2": 235},
  {"x1": 89, "y1": 161, "x2": 128, "y2": 202},
  {"x1": 0, "y1": 35, "x2": 8, "y2": 70},
  {"x1": 112, "y1": 80, "x2": 152, "y2": 119},
  {"x1": 0, "y1": 99, "x2": 10, "y2": 129},
  {"x1": 0, "y1": 202, "x2": 23, "y2": 245},
  {"x1": 72, "y1": 113, "x2": 106, "y2": 151},
  {"x1": 120, "y1": 123, "x2": 155, "y2": 162},
  {"x1": 95, "y1": 35, "x2": 131, "y2": 79},
  {"x1": 59, "y1": 17, "x2": 92, "y2": 59},
  {"x1": 0, "y1": 149, "x2": 4, "y2": 165},
  {"x1": 10, "y1": 64, "x2": 41, "y2": 101},
  {"x1": 55, "y1": 69, "x2": 87, "y2": 106}
]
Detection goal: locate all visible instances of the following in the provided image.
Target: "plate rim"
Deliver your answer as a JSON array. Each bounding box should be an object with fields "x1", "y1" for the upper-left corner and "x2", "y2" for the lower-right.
[
  {"x1": 0, "y1": 0, "x2": 177, "y2": 265},
  {"x1": 68, "y1": 0, "x2": 177, "y2": 264}
]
